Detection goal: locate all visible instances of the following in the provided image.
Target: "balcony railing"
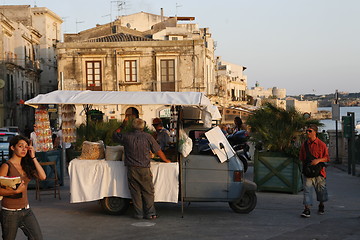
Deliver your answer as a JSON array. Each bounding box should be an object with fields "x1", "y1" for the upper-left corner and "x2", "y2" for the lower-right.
[{"x1": 25, "y1": 60, "x2": 41, "y2": 70}]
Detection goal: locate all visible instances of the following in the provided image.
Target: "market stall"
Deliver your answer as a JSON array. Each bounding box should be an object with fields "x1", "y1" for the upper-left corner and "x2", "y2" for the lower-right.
[{"x1": 25, "y1": 90, "x2": 221, "y2": 209}]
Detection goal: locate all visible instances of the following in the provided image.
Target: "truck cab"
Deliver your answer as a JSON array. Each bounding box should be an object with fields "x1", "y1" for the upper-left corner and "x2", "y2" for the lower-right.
[{"x1": 181, "y1": 124, "x2": 257, "y2": 213}]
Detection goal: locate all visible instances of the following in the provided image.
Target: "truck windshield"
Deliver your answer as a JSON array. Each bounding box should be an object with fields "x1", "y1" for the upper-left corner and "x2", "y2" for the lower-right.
[{"x1": 188, "y1": 130, "x2": 214, "y2": 155}]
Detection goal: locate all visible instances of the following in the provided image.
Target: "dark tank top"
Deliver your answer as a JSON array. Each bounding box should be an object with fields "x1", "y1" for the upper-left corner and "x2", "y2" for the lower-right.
[{"x1": 1, "y1": 161, "x2": 30, "y2": 209}]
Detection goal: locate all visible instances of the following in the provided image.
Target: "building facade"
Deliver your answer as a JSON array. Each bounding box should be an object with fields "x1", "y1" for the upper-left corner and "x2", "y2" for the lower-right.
[
  {"x1": 214, "y1": 57, "x2": 247, "y2": 107},
  {"x1": 0, "y1": 5, "x2": 62, "y2": 129},
  {"x1": 57, "y1": 12, "x2": 216, "y2": 124},
  {"x1": 246, "y1": 83, "x2": 286, "y2": 100},
  {"x1": 31, "y1": 7, "x2": 63, "y2": 93},
  {"x1": 0, "y1": 10, "x2": 41, "y2": 128}
]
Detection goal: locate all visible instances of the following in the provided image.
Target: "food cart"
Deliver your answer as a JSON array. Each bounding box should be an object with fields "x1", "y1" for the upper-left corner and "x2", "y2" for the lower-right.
[{"x1": 25, "y1": 90, "x2": 257, "y2": 215}]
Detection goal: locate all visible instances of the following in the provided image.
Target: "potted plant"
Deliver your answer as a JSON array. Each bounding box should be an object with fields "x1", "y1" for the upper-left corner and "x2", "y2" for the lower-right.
[{"x1": 246, "y1": 103, "x2": 322, "y2": 193}]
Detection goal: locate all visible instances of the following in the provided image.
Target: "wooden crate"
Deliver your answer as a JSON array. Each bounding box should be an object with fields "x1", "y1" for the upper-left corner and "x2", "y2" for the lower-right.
[{"x1": 254, "y1": 151, "x2": 302, "y2": 194}]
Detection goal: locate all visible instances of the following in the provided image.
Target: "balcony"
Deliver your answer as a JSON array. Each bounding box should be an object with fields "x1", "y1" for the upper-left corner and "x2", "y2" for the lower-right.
[
  {"x1": 25, "y1": 60, "x2": 41, "y2": 70},
  {"x1": 4, "y1": 52, "x2": 16, "y2": 64}
]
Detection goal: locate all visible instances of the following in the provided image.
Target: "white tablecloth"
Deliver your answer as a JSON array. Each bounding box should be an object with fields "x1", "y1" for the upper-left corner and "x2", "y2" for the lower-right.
[{"x1": 68, "y1": 159, "x2": 179, "y2": 203}]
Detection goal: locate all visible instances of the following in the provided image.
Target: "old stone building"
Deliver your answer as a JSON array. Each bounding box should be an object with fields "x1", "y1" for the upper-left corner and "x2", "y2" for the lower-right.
[
  {"x1": 0, "y1": 5, "x2": 62, "y2": 129},
  {"x1": 0, "y1": 5, "x2": 62, "y2": 94},
  {"x1": 214, "y1": 57, "x2": 247, "y2": 106},
  {"x1": 0, "y1": 10, "x2": 41, "y2": 128},
  {"x1": 57, "y1": 11, "x2": 216, "y2": 123}
]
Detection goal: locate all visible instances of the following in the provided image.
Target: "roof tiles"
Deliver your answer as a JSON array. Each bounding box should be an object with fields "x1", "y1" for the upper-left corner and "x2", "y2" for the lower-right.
[{"x1": 87, "y1": 33, "x2": 154, "y2": 42}]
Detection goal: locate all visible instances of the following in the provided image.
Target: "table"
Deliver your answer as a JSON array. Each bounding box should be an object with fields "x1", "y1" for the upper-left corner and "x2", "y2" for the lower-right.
[{"x1": 68, "y1": 159, "x2": 179, "y2": 203}]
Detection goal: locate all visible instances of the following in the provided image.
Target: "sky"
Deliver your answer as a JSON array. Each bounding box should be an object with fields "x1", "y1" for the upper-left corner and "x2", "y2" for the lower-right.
[{"x1": 3, "y1": 0, "x2": 360, "y2": 96}]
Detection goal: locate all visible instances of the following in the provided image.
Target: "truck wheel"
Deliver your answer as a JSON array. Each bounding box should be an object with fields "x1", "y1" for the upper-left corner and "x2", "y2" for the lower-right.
[
  {"x1": 229, "y1": 190, "x2": 257, "y2": 214},
  {"x1": 100, "y1": 197, "x2": 130, "y2": 215}
]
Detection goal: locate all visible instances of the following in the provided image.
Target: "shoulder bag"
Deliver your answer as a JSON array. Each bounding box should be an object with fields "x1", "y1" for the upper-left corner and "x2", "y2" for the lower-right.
[{"x1": 302, "y1": 142, "x2": 324, "y2": 178}]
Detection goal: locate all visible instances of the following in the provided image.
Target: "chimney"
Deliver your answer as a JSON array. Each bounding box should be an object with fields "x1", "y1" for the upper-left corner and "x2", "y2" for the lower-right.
[{"x1": 161, "y1": 8, "x2": 164, "y2": 22}]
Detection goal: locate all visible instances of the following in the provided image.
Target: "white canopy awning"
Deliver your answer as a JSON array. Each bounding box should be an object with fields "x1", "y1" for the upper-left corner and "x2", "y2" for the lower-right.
[
  {"x1": 25, "y1": 90, "x2": 221, "y2": 120},
  {"x1": 26, "y1": 90, "x2": 212, "y2": 106}
]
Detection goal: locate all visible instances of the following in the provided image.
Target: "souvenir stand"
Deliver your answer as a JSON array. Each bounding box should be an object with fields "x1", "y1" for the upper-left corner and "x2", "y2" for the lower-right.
[
  {"x1": 32, "y1": 107, "x2": 63, "y2": 187},
  {"x1": 25, "y1": 90, "x2": 221, "y2": 214}
]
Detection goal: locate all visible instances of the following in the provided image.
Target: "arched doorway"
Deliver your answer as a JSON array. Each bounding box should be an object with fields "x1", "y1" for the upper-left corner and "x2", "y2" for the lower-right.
[{"x1": 125, "y1": 107, "x2": 139, "y2": 119}]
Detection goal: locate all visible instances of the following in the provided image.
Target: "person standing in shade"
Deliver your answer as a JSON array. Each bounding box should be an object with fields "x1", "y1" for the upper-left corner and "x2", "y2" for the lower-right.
[
  {"x1": 299, "y1": 124, "x2": 329, "y2": 218},
  {"x1": 23, "y1": 125, "x2": 31, "y2": 139},
  {"x1": 152, "y1": 118, "x2": 171, "y2": 151},
  {"x1": 29, "y1": 125, "x2": 38, "y2": 152},
  {"x1": 0, "y1": 135, "x2": 46, "y2": 239},
  {"x1": 113, "y1": 118, "x2": 171, "y2": 220},
  {"x1": 56, "y1": 125, "x2": 73, "y2": 164}
]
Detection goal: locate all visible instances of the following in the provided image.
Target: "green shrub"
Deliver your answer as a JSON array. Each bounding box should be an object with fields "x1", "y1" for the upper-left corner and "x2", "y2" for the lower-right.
[
  {"x1": 74, "y1": 120, "x2": 121, "y2": 150},
  {"x1": 74, "y1": 119, "x2": 153, "y2": 151},
  {"x1": 246, "y1": 103, "x2": 322, "y2": 157}
]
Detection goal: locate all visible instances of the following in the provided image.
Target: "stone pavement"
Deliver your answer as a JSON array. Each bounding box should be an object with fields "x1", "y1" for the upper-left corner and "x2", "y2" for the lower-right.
[{"x1": 6, "y1": 163, "x2": 360, "y2": 240}]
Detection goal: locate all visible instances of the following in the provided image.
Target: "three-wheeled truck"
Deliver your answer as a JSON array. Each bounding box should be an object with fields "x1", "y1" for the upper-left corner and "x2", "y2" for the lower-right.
[{"x1": 25, "y1": 90, "x2": 257, "y2": 215}]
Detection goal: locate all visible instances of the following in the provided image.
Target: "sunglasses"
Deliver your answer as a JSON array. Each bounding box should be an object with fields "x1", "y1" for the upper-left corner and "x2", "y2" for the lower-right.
[{"x1": 306, "y1": 129, "x2": 313, "y2": 133}]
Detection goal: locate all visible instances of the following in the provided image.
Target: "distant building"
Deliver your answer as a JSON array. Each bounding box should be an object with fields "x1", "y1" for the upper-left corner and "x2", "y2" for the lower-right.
[
  {"x1": 213, "y1": 57, "x2": 247, "y2": 106},
  {"x1": 247, "y1": 82, "x2": 319, "y2": 117},
  {"x1": 286, "y1": 98, "x2": 318, "y2": 115},
  {"x1": 246, "y1": 82, "x2": 286, "y2": 99}
]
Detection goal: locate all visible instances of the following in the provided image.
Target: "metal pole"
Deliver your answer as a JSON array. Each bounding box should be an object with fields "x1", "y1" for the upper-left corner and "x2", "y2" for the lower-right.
[
  {"x1": 334, "y1": 90, "x2": 340, "y2": 163},
  {"x1": 335, "y1": 120, "x2": 339, "y2": 163},
  {"x1": 348, "y1": 138, "x2": 352, "y2": 175},
  {"x1": 58, "y1": 105, "x2": 66, "y2": 185},
  {"x1": 350, "y1": 113, "x2": 356, "y2": 176},
  {"x1": 347, "y1": 112, "x2": 355, "y2": 175},
  {"x1": 177, "y1": 106, "x2": 185, "y2": 218},
  {"x1": 61, "y1": 141, "x2": 66, "y2": 185}
]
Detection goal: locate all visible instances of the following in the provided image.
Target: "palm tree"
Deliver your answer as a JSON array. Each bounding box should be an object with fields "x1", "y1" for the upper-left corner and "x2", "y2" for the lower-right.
[{"x1": 246, "y1": 103, "x2": 322, "y2": 157}]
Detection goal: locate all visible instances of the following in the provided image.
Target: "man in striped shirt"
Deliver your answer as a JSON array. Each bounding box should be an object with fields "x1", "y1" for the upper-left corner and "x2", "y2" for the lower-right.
[{"x1": 113, "y1": 118, "x2": 171, "y2": 220}]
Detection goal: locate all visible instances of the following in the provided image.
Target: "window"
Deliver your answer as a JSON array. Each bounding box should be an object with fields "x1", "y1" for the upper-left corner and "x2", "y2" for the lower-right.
[
  {"x1": 188, "y1": 130, "x2": 214, "y2": 155},
  {"x1": 86, "y1": 61, "x2": 102, "y2": 91},
  {"x1": 231, "y1": 89, "x2": 235, "y2": 100},
  {"x1": 112, "y1": 25, "x2": 117, "y2": 34},
  {"x1": 160, "y1": 59, "x2": 175, "y2": 91},
  {"x1": 6, "y1": 74, "x2": 10, "y2": 101},
  {"x1": 124, "y1": 60, "x2": 137, "y2": 82}
]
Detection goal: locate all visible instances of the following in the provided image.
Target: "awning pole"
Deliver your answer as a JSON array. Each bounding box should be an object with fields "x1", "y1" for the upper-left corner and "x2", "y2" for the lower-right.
[{"x1": 177, "y1": 106, "x2": 185, "y2": 218}]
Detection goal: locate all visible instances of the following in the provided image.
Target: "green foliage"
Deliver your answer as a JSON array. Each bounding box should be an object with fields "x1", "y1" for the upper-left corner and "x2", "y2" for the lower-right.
[
  {"x1": 246, "y1": 103, "x2": 323, "y2": 157},
  {"x1": 74, "y1": 119, "x2": 154, "y2": 151},
  {"x1": 74, "y1": 120, "x2": 121, "y2": 150}
]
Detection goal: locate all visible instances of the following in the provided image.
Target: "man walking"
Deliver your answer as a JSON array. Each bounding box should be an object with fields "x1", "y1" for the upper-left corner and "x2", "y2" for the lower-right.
[
  {"x1": 299, "y1": 124, "x2": 329, "y2": 218},
  {"x1": 113, "y1": 118, "x2": 171, "y2": 220}
]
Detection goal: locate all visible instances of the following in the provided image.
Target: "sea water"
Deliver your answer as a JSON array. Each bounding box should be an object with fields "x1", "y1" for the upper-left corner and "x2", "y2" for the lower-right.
[{"x1": 319, "y1": 106, "x2": 360, "y2": 131}]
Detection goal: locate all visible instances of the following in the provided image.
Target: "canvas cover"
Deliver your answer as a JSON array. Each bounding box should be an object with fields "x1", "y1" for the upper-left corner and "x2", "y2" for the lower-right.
[{"x1": 25, "y1": 90, "x2": 221, "y2": 120}]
